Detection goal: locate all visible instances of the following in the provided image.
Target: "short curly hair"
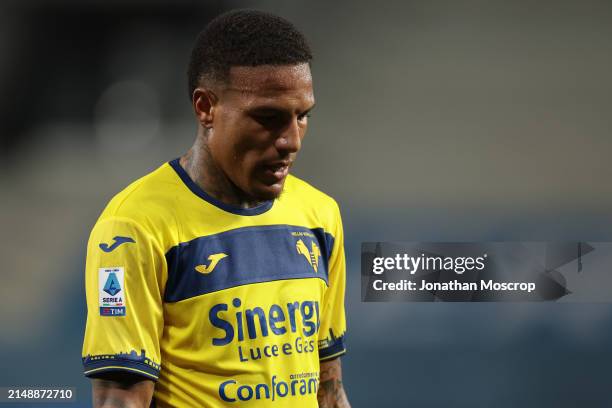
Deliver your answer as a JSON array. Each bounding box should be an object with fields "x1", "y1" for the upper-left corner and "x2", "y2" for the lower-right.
[{"x1": 187, "y1": 9, "x2": 313, "y2": 99}]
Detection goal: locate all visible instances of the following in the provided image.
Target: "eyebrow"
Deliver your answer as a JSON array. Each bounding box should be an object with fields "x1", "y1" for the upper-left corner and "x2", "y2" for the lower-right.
[{"x1": 249, "y1": 103, "x2": 316, "y2": 115}]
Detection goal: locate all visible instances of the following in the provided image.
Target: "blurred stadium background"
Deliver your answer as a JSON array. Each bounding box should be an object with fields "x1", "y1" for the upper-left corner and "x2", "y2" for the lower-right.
[{"x1": 2, "y1": 0, "x2": 612, "y2": 406}]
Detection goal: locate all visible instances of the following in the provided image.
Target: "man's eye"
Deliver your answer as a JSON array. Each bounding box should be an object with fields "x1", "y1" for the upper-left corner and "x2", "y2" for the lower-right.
[
  {"x1": 254, "y1": 114, "x2": 281, "y2": 126},
  {"x1": 298, "y1": 112, "x2": 311, "y2": 121}
]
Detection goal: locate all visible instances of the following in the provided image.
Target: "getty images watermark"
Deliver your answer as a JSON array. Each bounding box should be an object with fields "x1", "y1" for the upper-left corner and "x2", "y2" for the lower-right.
[{"x1": 362, "y1": 242, "x2": 609, "y2": 302}]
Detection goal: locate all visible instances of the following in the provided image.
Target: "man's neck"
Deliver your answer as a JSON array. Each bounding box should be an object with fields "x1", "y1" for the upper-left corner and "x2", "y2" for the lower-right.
[{"x1": 179, "y1": 133, "x2": 264, "y2": 209}]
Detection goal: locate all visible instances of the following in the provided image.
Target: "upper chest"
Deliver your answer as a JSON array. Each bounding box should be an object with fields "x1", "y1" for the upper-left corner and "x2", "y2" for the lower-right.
[{"x1": 163, "y1": 225, "x2": 334, "y2": 303}]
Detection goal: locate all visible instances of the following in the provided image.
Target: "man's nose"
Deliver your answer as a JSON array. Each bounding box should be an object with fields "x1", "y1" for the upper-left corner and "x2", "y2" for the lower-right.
[{"x1": 275, "y1": 118, "x2": 302, "y2": 153}]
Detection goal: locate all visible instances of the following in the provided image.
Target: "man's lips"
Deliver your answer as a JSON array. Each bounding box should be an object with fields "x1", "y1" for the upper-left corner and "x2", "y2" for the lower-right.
[{"x1": 261, "y1": 161, "x2": 292, "y2": 182}]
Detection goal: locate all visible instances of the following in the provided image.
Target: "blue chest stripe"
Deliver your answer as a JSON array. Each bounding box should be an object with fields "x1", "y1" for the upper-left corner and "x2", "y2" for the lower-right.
[{"x1": 164, "y1": 225, "x2": 335, "y2": 303}]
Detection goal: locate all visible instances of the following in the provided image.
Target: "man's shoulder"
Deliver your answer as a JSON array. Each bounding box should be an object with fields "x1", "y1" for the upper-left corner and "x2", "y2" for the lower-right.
[
  {"x1": 285, "y1": 174, "x2": 338, "y2": 207},
  {"x1": 95, "y1": 161, "x2": 179, "y2": 229},
  {"x1": 282, "y1": 174, "x2": 341, "y2": 227}
]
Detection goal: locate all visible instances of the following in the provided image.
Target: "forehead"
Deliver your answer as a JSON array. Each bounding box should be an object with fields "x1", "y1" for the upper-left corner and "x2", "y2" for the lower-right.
[{"x1": 222, "y1": 63, "x2": 314, "y2": 105}]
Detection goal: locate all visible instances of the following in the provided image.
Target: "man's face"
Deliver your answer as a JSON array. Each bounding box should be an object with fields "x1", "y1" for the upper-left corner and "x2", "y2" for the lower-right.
[{"x1": 207, "y1": 63, "x2": 314, "y2": 202}]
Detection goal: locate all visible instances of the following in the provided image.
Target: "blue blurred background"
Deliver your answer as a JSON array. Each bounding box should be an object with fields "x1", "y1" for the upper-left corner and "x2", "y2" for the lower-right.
[{"x1": 2, "y1": 0, "x2": 612, "y2": 406}]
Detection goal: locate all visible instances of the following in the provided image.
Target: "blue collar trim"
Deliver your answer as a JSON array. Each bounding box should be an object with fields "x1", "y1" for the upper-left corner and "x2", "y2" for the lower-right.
[{"x1": 169, "y1": 158, "x2": 274, "y2": 216}]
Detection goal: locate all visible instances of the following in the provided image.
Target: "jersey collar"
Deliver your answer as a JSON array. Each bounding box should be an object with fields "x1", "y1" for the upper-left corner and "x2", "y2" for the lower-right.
[{"x1": 169, "y1": 158, "x2": 274, "y2": 216}]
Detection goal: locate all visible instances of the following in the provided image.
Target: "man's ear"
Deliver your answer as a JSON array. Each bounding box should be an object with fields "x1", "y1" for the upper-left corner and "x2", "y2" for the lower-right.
[{"x1": 192, "y1": 88, "x2": 218, "y2": 128}]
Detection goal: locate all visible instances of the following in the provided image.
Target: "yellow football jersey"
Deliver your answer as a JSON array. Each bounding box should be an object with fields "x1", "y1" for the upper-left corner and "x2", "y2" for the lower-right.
[{"x1": 82, "y1": 159, "x2": 347, "y2": 407}]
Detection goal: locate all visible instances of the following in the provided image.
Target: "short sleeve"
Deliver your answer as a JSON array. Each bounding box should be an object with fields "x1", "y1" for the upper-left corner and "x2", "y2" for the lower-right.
[
  {"x1": 318, "y1": 202, "x2": 347, "y2": 361},
  {"x1": 81, "y1": 217, "x2": 165, "y2": 381}
]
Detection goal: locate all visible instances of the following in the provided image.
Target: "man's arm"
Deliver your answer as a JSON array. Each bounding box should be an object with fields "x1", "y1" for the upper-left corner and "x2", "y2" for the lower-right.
[
  {"x1": 92, "y1": 372, "x2": 154, "y2": 408},
  {"x1": 317, "y1": 357, "x2": 351, "y2": 408}
]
